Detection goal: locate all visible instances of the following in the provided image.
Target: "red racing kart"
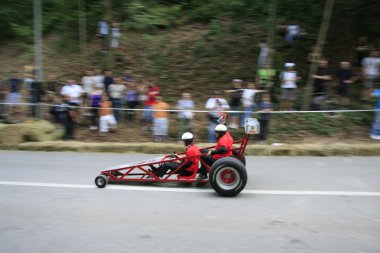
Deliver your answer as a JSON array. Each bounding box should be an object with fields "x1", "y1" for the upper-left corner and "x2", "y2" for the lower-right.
[{"x1": 95, "y1": 118, "x2": 260, "y2": 197}]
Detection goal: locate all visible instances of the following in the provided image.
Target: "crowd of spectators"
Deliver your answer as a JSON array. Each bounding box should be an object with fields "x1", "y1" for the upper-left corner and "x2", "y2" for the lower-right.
[{"x1": 1, "y1": 36, "x2": 380, "y2": 142}]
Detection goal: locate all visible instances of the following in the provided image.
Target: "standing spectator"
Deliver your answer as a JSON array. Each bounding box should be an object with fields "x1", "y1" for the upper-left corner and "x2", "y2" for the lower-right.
[
  {"x1": 257, "y1": 42, "x2": 270, "y2": 70},
  {"x1": 6, "y1": 74, "x2": 22, "y2": 116},
  {"x1": 257, "y1": 93, "x2": 273, "y2": 143},
  {"x1": 23, "y1": 73, "x2": 34, "y2": 101},
  {"x1": 82, "y1": 70, "x2": 96, "y2": 101},
  {"x1": 354, "y1": 36, "x2": 371, "y2": 75},
  {"x1": 280, "y1": 63, "x2": 300, "y2": 111},
  {"x1": 30, "y1": 78, "x2": 45, "y2": 118},
  {"x1": 62, "y1": 96, "x2": 78, "y2": 140},
  {"x1": 176, "y1": 93, "x2": 194, "y2": 139},
  {"x1": 142, "y1": 82, "x2": 160, "y2": 131},
  {"x1": 205, "y1": 91, "x2": 230, "y2": 142},
  {"x1": 153, "y1": 96, "x2": 169, "y2": 142},
  {"x1": 125, "y1": 83, "x2": 139, "y2": 121},
  {"x1": 98, "y1": 18, "x2": 109, "y2": 52},
  {"x1": 361, "y1": 50, "x2": 380, "y2": 103},
  {"x1": 49, "y1": 95, "x2": 66, "y2": 126},
  {"x1": 93, "y1": 68, "x2": 104, "y2": 89},
  {"x1": 240, "y1": 82, "x2": 265, "y2": 127},
  {"x1": 108, "y1": 77, "x2": 126, "y2": 123},
  {"x1": 45, "y1": 74, "x2": 59, "y2": 103},
  {"x1": 286, "y1": 22, "x2": 299, "y2": 44},
  {"x1": 88, "y1": 87, "x2": 103, "y2": 130},
  {"x1": 103, "y1": 70, "x2": 114, "y2": 94},
  {"x1": 60, "y1": 79, "x2": 84, "y2": 106},
  {"x1": 99, "y1": 94, "x2": 117, "y2": 135},
  {"x1": 369, "y1": 85, "x2": 380, "y2": 140},
  {"x1": 337, "y1": 61, "x2": 355, "y2": 108},
  {"x1": 226, "y1": 79, "x2": 243, "y2": 129},
  {"x1": 312, "y1": 59, "x2": 332, "y2": 110},
  {"x1": 257, "y1": 62, "x2": 276, "y2": 92},
  {"x1": 110, "y1": 22, "x2": 120, "y2": 49}
]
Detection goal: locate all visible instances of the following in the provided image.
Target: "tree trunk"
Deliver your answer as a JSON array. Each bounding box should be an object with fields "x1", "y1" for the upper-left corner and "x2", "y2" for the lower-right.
[{"x1": 302, "y1": 0, "x2": 335, "y2": 111}]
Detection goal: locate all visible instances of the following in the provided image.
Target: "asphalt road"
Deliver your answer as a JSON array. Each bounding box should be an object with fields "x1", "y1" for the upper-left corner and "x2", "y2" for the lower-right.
[{"x1": 0, "y1": 151, "x2": 379, "y2": 253}]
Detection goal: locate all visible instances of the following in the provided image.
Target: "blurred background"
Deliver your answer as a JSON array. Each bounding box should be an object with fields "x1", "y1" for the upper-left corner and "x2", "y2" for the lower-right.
[{"x1": 0, "y1": 0, "x2": 380, "y2": 145}]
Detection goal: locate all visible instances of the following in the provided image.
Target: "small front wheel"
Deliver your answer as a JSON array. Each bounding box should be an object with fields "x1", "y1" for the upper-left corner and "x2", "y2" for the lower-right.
[
  {"x1": 95, "y1": 175, "x2": 108, "y2": 188},
  {"x1": 209, "y1": 157, "x2": 247, "y2": 197}
]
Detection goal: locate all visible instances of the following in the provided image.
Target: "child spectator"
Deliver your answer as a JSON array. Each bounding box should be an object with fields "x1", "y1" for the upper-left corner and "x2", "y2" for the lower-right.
[
  {"x1": 257, "y1": 93, "x2": 273, "y2": 143},
  {"x1": 99, "y1": 94, "x2": 117, "y2": 135},
  {"x1": 88, "y1": 88, "x2": 103, "y2": 130},
  {"x1": 49, "y1": 96, "x2": 66, "y2": 125},
  {"x1": 153, "y1": 96, "x2": 169, "y2": 142},
  {"x1": 125, "y1": 83, "x2": 139, "y2": 121}
]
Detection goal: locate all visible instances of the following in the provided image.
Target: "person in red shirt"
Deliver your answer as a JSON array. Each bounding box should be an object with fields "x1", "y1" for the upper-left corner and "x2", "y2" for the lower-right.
[
  {"x1": 198, "y1": 124, "x2": 233, "y2": 180},
  {"x1": 150, "y1": 132, "x2": 200, "y2": 177},
  {"x1": 142, "y1": 83, "x2": 160, "y2": 131}
]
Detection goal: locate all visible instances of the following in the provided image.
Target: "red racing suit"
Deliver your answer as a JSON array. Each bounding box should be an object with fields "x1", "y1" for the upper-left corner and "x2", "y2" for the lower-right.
[
  {"x1": 212, "y1": 131, "x2": 233, "y2": 159},
  {"x1": 183, "y1": 144, "x2": 201, "y2": 172}
]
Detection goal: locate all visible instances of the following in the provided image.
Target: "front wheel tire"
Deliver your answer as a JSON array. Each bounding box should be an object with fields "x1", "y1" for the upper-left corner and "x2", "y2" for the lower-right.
[
  {"x1": 209, "y1": 157, "x2": 247, "y2": 197},
  {"x1": 95, "y1": 175, "x2": 108, "y2": 188}
]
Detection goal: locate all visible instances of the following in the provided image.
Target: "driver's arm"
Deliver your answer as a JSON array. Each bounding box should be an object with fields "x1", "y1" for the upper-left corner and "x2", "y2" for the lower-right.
[{"x1": 209, "y1": 145, "x2": 227, "y2": 156}]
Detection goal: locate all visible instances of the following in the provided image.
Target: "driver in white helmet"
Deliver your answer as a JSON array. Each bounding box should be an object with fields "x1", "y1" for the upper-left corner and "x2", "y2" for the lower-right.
[
  {"x1": 150, "y1": 132, "x2": 200, "y2": 178},
  {"x1": 198, "y1": 124, "x2": 234, "y2": 180}
]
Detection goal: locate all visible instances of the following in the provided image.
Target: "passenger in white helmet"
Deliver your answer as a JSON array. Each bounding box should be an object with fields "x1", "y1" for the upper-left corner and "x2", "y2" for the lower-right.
[
  {"x1": 198, "y1": 124, "x2": 234, "y2": 180},
  {"x1": 150, "y1": 132, "x2": 200, "y2": 178}
]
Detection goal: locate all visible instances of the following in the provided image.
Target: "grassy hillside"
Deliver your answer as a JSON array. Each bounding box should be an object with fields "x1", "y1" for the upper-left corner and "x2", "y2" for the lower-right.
[{"x1": 0, "y1": 18, "x2": 377, "y2": 144}]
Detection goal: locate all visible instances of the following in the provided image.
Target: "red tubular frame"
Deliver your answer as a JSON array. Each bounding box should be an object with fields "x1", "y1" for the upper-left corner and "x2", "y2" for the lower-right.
[{"x1": 100, "y1": 134, "x2": 251, "y2": 184}]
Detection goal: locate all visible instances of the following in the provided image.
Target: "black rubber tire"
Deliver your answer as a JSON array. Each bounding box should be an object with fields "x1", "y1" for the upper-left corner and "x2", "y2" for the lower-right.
[
  {"x1": 209, "y1": 157, "x2": 247, "y2": 197},
  {"x1": 95, "y1": 175, "x2": 108, "y2": 188},
  {"x1": 232, "y1": 149, "x2": 246, "y2": 165}
]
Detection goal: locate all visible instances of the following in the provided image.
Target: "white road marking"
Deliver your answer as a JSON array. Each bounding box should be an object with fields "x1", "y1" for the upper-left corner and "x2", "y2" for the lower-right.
[{"x1": 1, "y1": 181, "x2": 380, "y2": 196}]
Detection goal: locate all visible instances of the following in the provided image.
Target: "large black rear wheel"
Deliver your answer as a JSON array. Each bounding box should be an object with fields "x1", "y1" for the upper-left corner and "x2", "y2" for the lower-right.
[{"x1": 209, "y1": 157, "x2": 247, "y2": 197}]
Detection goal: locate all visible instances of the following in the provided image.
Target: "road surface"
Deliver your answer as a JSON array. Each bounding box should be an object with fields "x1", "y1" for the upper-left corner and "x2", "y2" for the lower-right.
[{"x1": 0, "y1": 151, "x2": 379, "y2": 253}]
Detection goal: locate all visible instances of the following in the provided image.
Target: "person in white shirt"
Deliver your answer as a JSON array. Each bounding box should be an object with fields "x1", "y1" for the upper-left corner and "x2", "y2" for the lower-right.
[
  {"x1": 108, "y1": 77, "x2": 126, "y2": 123},
  {"x1": 361, "y1": 50, "x2": 380, "y2": 102},
  {"x1": 286, "y1": 23, "x2": 299, "y2": 44},
  {"x1": 240, "y1": 82, "x2": 265, "y2": 126},
  {"x1": 111, "y1": 22, "x2": 120, "y2": 49},
  {"x1": 205, "y1": 91, "x2": 230, "y2": 142},
  {"x1": 60, "y1": 79, "x2": 84, "y2": 105},
  {"x1": 176, "y1": 92, "x2": 194, "y2": 138},
  {"x1": 280, "y1": 63, "x2": 300, "y2": 111}
]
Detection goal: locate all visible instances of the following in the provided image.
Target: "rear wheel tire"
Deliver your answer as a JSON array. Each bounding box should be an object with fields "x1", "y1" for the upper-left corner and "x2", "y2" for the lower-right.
[
  {"x1": 95, "y1": 175, "x2": 108, "y2": 188},
  {"x1": 209, "y1": 157, "x2": 247, "y2": 197}
]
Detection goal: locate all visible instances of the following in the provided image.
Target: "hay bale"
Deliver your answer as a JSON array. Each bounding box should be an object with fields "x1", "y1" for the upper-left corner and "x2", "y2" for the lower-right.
[{"x1": 0, "y1": 121, "x2": 62, "y2": 144}]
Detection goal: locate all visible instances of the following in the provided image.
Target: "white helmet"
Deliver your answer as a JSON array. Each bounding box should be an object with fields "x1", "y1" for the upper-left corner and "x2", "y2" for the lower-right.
[
  {"x1": 215, "y1": 124, "x2": 227, "y2": 132},
  {"x1": 181, "y1": 132, "x2": 193, "y2": 140}
]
